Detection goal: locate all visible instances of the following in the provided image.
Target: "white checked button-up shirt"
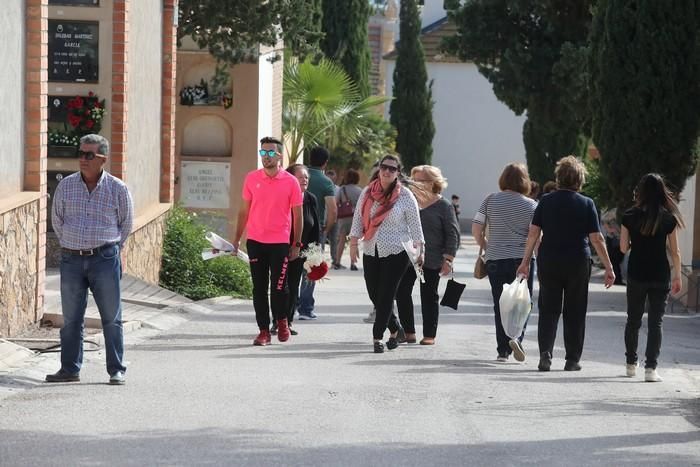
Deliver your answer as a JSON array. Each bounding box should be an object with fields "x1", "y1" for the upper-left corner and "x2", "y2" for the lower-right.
[{"x1": 52, "y1": 170, "x2": 134, "y2": 250}]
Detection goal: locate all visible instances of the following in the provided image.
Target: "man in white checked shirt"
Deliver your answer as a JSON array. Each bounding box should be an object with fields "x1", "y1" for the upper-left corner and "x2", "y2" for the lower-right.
[{"x1": 46, "y1": 134, "x2": 134, "y2": 386}]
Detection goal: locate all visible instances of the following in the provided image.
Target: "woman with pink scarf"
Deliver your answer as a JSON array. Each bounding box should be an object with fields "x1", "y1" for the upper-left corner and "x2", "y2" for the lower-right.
[{"x1": 349, "y1": 154, "x2": 424, "y2": 353}]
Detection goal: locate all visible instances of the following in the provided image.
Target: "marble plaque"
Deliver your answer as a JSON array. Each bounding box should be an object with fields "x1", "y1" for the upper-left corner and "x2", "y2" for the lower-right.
[
  {"x1": 48, "y1": 20, "x2": 99, "y2": 83},
  {"x1": 180, "y1": 162, "x2": 231, "y2": 209}
]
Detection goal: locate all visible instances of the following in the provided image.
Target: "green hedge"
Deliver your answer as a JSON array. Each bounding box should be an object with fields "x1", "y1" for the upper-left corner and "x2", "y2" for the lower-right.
[{"x1": 159, "y1": 206, "x2": 252, "y2": 300}]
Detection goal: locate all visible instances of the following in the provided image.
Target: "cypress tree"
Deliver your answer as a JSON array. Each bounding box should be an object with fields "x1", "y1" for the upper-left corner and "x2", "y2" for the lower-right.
[
  {"x1": 590, "y1": 0, "x2": 700, "y2": 209},
  {"x1": 389, "y1": 0, "x2": 435, "y2": 169},
  {"x1": 321, "y1": 0, "x2": 372, "y2": 97}
]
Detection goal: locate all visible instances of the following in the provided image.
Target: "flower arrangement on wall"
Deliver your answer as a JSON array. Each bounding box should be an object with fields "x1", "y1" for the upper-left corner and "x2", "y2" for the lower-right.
[
  {"x1": 66, "y1": 92, "x2": 106, "y2": 135},
  {"x1": 48, "y1": 129, "x2": 80, "y2": 147},
  {"x1": 179, "y1": 74, "x2": 233, "y2": 109}
]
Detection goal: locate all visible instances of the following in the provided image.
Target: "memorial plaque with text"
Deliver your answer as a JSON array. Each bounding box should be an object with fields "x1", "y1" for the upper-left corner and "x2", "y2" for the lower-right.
[
  {"x1": 48, "y1": 0, "x2": 100, "y2": 6},
  {"x1": 180, "y1": 162, "x2": 231, "y2": 209},
  {"x1": 48, "y1": 20, "x2": 99, "y2": 83}
]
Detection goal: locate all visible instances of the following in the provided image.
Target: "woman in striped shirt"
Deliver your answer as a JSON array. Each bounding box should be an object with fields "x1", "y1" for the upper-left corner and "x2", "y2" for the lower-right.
[{"x1": 472, "y1": 163, "x2": 537, "y2": 362}]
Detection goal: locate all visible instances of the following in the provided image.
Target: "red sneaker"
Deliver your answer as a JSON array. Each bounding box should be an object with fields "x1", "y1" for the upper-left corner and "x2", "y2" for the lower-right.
[
  {"x1": 277, "y1": 319, "x2": 291, "y2": 342},
  {"x1": 253, "y1": 329, "x2": 271, "y2": 346}
]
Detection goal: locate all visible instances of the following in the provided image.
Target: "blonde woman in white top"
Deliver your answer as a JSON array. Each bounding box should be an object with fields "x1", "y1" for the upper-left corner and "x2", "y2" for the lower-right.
[{"x1": 350, "y1": 154, "x2": 424, "y2": 353}]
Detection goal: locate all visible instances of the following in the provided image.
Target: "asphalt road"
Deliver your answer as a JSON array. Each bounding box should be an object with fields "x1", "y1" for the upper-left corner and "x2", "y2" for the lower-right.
[{"x1": 1, "y1": 241, "x2": 699, "y2": 466}]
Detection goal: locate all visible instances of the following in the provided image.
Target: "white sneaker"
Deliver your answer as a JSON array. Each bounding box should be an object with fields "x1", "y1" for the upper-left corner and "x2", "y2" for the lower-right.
[
  {"x1": 626, "y1": 363, "x2": 638, "y2": 377},
  {"x1": 509, "y1": 339, "x2": 526, "y2": 362},
  {"x1": 496, "y1": 355, "x2": 508, "y2": 363},
  {"x1": 645, "y1": 368, "x2": 662, "y2": 382}
]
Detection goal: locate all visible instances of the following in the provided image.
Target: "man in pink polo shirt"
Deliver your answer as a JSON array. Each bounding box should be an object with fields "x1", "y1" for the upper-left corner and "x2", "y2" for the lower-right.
[{"x1": 232, "y1": 136, "x2": 304, "y2": 346}]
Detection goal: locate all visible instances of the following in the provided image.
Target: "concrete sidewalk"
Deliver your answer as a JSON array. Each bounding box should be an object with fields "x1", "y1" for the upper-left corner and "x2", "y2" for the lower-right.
[{"x1": 0, "y1": 235, "x2": 699, "y2": 466}]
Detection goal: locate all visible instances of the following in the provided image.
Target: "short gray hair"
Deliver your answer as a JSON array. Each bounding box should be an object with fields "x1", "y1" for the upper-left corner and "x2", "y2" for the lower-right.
[{"x1": 80, "y1": 134, "x2": 110, "y2": 156}]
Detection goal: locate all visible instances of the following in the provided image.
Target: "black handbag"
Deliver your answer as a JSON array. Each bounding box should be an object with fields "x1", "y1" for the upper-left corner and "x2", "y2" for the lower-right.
[
  {"x1": 440, "y1": 273, "x2": 466, "y2": 310},
  {"x1": 337, "y1": 187, "x2": 354, "y2": 219}
]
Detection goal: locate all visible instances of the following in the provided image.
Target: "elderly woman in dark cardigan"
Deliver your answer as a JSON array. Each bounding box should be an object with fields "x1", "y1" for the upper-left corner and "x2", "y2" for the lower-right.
[
  {"x1": 396, "y1": 165, "x2": 460, "y2": 345},
  {"x1": 271, "y1": 164, "x2": 320, "y2": 336},
  {"x1": 517, "y1": 156, "x2": 615, "y2": 372}
]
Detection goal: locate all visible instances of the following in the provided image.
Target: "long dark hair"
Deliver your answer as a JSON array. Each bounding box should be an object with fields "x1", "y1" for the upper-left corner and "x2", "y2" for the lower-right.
[
  {"x1": 634, "y1": 173, "x2": 684, "y2": 235},
  {"x1": 369, "y1": 154, "x2": 406, "y2": 200}
]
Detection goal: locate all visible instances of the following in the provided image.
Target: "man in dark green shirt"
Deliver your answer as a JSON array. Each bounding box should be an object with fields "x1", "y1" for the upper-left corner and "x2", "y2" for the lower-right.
[{"x1": 298, "y1": 147, "x2": 337, "y2": 319}]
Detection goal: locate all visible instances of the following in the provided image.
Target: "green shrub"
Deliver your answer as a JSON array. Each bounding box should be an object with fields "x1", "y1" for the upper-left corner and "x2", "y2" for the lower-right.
[{"x1": 160, "y1": 206, "x2": 252, "y2": 300}]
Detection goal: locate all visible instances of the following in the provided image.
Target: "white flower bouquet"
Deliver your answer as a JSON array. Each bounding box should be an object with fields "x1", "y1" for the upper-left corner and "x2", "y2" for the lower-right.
[{"x1": 301, "y1": 242, "x2": 330, "y2": 281}]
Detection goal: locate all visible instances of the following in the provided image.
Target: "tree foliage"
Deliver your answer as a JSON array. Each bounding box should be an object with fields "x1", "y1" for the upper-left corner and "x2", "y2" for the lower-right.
[
  {"x1": 443, "y1": 0, "x2": 594, "y2": 183},
  {"x1": 321, "y1": 0, "x2": 373, "y2": 97},
  {"x1": 177, "y1": 0, "x2": 324, "y2": 63},
  {"x1": 283, "y1": 59, "x2": 389, "y2": 163},
  {"x1": 390, "y1": 0, "x2": 435, "y2": 170},
  {"x1": 590, "y1": 0, "x2": 700, "y2": 209}
]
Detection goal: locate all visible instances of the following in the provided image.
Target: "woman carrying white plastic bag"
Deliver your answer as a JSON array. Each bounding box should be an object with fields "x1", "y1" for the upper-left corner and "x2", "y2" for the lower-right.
[{"x1": 499, "y1": 277, "x2": 532, "y2": 344}]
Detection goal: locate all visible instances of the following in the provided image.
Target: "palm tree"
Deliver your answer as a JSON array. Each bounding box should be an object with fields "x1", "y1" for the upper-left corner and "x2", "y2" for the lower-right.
[{"x1": 283, "y1": 58, "x2": 390, "y2": 163}]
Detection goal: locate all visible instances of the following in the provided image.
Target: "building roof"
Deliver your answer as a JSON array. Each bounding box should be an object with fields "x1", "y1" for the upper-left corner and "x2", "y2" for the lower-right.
[{"x1": 384, "y1": 17, "x2": 461, "y2": 63}]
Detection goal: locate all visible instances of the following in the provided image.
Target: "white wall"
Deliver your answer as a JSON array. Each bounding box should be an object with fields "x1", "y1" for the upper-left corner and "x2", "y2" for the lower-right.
[
  {"x1": 256, "y1": 51, "x2": 275, "y2": 169},
  {"x1": 127, "y1": 0, "x2": 163, "y2": 212},
  {"x1": 420, "y1": 0, "x2": 447, "y2": 28},
  {"x1": 385, "y1": 60, "x2": 526, "y2": 224},
  {"x1": 678, "y1": 175, "x2": 696, "y2": 267},
  {"x1": 0, "y1": 0, "x2": 25, "y2": 197}
]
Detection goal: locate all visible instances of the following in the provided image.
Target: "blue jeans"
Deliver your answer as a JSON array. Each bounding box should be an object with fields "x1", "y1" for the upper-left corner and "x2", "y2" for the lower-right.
[
  {"x1": 298, "y1": 228, "x2": 325, "y2": 314},
  {"x1": 486, "y1": 258, "x2": 534, "y2": 357},
  {"x1": 59, "y1": 244, "x2": 125, "y2": 376}
]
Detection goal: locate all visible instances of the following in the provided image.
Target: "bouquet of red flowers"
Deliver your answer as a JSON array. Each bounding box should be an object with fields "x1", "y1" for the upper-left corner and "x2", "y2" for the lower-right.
[
  {"x1": 67, "y1": 92, "x2": 106, "y2": 135},
  {"x1": 302, "y1": 242, "x2": 330, "y2": 281}
]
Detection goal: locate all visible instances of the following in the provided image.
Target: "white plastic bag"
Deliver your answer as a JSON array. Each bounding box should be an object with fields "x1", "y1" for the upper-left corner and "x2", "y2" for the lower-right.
[{"x1": 498, "y1": 277, "x2": 531, "y2": 339}]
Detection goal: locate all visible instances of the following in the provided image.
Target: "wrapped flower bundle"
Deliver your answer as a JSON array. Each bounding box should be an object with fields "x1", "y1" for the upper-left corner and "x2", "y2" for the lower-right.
[{"x1": 301, "y1": 242, "x2": 330, "y2": 282}]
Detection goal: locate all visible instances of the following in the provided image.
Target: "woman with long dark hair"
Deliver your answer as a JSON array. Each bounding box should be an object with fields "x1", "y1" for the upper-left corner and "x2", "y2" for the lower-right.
[
  {"x1": 349, "y1": 154, "x2": 424, "y2": 353},
  {"x1": 620, "y1": 173, "x2": 683, "y2": 382}
]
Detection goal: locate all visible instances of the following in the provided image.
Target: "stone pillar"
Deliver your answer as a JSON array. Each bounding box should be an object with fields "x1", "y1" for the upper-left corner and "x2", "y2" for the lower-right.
[
  {"x1": 25, "y1": 0, "x2": 48, "y2": 323},
  {"x1": 160, "y1": 0, "x2": 177, "y2": 204},
  {"x1": 111, "y1": 0, "x2": 129, "y2": 181}
]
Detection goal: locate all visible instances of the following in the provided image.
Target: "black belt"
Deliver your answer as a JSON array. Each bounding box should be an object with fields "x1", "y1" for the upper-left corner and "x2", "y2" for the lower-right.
[{"x1": 62, "y1": 244, "x2": 116, "y2": 256}]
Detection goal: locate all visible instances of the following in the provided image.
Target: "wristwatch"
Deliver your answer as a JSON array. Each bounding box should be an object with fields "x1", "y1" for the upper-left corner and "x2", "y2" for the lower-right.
[{"x1": 293, "y1": 241, "x2": 303, "y2": 248}]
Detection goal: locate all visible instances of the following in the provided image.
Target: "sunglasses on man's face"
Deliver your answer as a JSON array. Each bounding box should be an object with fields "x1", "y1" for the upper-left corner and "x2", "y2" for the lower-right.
[
  {"x1": 77, "y1": 150, "x2": 105, "y2": 161},
  {"x1": 379, "y1": 163, "x2": 398, "y2": 173},
  {"x1": 258, "y1": 149, "x2": 278, "y2": 158}
]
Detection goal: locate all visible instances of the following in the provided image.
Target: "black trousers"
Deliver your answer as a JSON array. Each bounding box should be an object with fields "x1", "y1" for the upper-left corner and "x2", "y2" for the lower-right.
[
  {"x1": 396, "y1": 266, "x2": 441, "y2": 338},
  {"x1": 286, "y1": 257, "x2": 305, "y2": 323},
  {"x1": 625, "y1": 279, "x2": 669, "y2": 369},
  {"x1": 363, "y1": 250, "x2": 410, "y2": 340},
  {"x1": 537, "y1": 257, "x2": 591, "y2": 362},
  {"x1": 246, "y1": 240, "x2": 290, "y2": 330}
]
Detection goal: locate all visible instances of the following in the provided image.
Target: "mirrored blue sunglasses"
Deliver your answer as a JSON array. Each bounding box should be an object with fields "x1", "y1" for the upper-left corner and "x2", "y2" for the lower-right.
[{"x1": 258, "y1": 149, "x2": 277, "y2": 158}]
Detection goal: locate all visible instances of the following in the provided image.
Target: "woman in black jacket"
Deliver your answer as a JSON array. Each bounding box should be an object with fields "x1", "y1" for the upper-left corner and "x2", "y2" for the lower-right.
[{"x1": 272, "y1": 164, "x2": 320, "y2": 336}]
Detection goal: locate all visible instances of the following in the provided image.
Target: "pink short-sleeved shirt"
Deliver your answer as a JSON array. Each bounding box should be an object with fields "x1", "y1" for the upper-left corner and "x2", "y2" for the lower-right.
[{"x1": 242, "y1": 168, "x2": 303, "y2": 244}]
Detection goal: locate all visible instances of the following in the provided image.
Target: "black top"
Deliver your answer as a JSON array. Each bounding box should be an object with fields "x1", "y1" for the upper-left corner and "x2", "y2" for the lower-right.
[
  {"x1": 532, "y1": 190, "x2": 601, "y2": 260},
  {"x1": 622, "y1": 207, "x2": 677, "y2": 282},
  {"x1": 420, "y1": 198, "x2": 460, "y2": 270},
  {"x1": 290, "y1": 191, "x2": 320, "y2": 251}
]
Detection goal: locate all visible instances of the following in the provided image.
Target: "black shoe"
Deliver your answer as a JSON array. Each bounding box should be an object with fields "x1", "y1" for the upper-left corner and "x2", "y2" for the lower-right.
[
  {"x1": 350, "y1": 264, "x2": 358, "y2": 271},
  {"x1": 386, "y1": 336, "x2": 399, "y2": 350},
  {"x1": 374, "y1": 341, "x2": 385, "y2": 353},
  {"x1": 289, "y1": 326, "x2": 298, "y2": 336},
  {"x1": 270, "y1": 323, "x2": 278, "y2": 335},
  {"x1": 45, "y1": 369, "x2": 80, "y2": 383},
  {"x1": 564, "y1": 360, "x2": 582, "y2": 371},
  {"x1": 538, "y1": 352, "x2": 552, "y2": 372},
  {"x1": 397, "y1": 327, "x2": 407, "y2": 344}
]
